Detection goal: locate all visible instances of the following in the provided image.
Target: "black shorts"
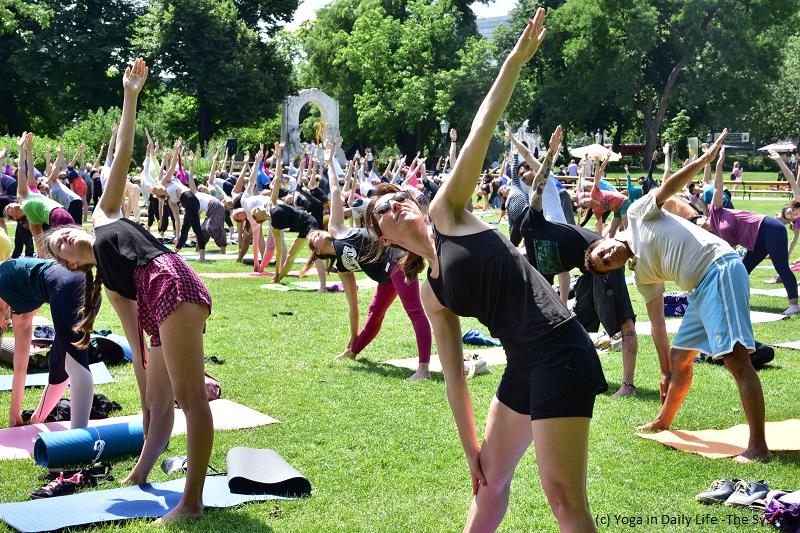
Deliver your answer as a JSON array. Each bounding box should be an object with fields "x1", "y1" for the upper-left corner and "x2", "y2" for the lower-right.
[
  {"x1": 573, "y1": 269, "x2": 635, "y2": 336},
  {"x1": 497, "y1": 319, "x2": 608, "y2": 420}
]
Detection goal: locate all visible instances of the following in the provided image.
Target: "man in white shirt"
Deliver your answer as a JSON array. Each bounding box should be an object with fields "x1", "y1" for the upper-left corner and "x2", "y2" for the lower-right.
[{"x1": 583, "y1": 130, "x2": 769, "y2": 463}]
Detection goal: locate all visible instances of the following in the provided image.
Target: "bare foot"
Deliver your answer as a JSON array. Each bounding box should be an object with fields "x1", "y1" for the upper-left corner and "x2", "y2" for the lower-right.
[
  {"x1": 335, "y1": 349, "x2": 355, "y2": 361},
  {"x1": 156, "y1": 503, "x2": 203, "y2": 525},
  {"x1": 612, "y1": 383, "x2": 636, "y2": 398},
  {"x1": 407, "y1": 369, "x2": 431, "y2": 382},
  {"x1": 636, "y1": 419, "x2": 668, "y2": 432},
  {"x1": 734, "y1": 448, "x2": 772, "y2": 464}
]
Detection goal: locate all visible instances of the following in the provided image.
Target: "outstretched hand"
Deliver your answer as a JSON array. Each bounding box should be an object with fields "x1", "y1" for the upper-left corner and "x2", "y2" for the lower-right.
[
  {"x1": 123, "y1": 57, "x2": 149, "y2": 96},
  {"x1": 273, "y1": 142, "x2": 282, "y2": 160},
  {"x1": 547, "y1": 124, "x2": 562, "y2": 154},
  {"x1": 449, "y1": 128, "x2": 457, "y2": 142},
  {"x1": 663, "y1": 142, "x2": 670, "y2": 156},
  {"x1": 768, "y1": 149, "x2": 781, "y2": 161},
  {"x1": 509, "y1": 8, "x2": 547, "y2": 65}
]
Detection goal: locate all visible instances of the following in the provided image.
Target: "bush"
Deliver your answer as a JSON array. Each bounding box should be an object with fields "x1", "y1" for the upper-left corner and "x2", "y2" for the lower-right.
[{"x1": 207, "y1": 116, "x2": 282, "y2": 158}]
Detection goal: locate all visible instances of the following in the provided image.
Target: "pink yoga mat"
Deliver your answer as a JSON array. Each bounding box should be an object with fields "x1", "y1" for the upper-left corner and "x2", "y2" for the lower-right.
[
  {"x1": 0, "y1": 399, "x2": 278, "y2": 461},
  {"x1": 199, "y1": 272, "x2": 274, "y2": 279}
]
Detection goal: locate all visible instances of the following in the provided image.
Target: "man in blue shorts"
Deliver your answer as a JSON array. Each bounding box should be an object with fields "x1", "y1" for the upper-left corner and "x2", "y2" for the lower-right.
[{"x1": 583, "y1": 130, "x2": 770, "y2": 463}]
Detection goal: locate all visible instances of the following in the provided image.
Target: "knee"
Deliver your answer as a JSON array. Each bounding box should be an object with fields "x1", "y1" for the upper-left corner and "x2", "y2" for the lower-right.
[
  {"x1": 669, "y1": 348, "x2": 694, "y2": 371},
  {"x1": 540, "y1": 477, "x2": 588, "y2": 522},
  {"x1": 723, "y1": 351, "x2": 756, "y2": 379}
]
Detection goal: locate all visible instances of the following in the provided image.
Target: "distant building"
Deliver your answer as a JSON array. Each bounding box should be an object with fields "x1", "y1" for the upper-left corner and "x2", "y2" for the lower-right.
[{"x1": 477, "y1": 15, "x2": 511, "y2": 40}]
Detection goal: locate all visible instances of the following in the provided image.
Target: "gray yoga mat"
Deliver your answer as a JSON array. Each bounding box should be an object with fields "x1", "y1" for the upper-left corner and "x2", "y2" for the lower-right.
[
  {"x1": 0, "y1": 447, "x2": 311, "y2": 532},
  {"x1": 0, "y1": 362, "x2": 114, "y2": 391}
]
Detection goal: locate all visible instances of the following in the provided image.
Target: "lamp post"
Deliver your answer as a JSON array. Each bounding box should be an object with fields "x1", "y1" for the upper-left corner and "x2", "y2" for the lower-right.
[
  {"x1": 440, "y1": 118, "x2": 450, "y2": 158},
  {"x1": 595, "y1": 129, "x2": 602, "y2": 145}
]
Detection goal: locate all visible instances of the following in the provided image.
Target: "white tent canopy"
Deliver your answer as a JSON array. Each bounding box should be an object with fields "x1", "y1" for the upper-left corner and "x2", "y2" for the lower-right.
[
  {"x1": 757, "y1": 140, "x2": 797, "y2": 153},
  {"x1": 569, "y1": 143, "x2": 622, "y2": 161}
]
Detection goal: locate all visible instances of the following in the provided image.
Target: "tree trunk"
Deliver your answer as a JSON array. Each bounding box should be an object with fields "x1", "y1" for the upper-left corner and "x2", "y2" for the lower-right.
[{"x1": 612, "y1": 123, "x2": 624, "y2": 153}]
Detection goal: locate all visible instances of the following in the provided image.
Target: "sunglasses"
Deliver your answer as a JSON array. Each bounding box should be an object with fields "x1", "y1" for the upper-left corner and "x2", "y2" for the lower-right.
[{"x1": 373, "y1": 191, "x2": 410, "y2": 216}]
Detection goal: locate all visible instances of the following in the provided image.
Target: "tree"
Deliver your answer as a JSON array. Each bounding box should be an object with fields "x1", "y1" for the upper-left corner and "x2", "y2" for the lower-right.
[
  {"x1": 135, "y1": 0, "x2": 294, "y2": 146},
  {"x1": 496, "y1": 0, "x2": 796, "y2": 168},
  {"x1": 0, "y1": 0, "x2": 140, "y2": 135},
  {"x1": 300, "y1": 0, "x2": 494, "y2": 155}
]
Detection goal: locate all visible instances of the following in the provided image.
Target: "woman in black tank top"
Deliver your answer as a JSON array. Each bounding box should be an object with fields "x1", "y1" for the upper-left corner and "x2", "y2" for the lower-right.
[
  {"x1": 305, "y1": 147, "x2": 432, "y2": 380},
  {"x1": 44, "y1": 59, "x2": 213, "y2": 524},
  {"x1": 363, "y1": 13, "x2": 606, "y2": 531}
]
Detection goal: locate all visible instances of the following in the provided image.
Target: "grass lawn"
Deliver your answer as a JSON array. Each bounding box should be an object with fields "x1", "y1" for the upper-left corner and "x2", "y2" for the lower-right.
[{"x1": 1, "y1": 198, "x2": 799, "y2": 532}]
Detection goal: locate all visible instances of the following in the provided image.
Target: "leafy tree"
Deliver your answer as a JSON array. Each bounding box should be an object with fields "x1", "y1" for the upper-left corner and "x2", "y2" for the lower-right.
[
  {"x1": 135, "y1": 0, "x2": 294, "y2": 146},
  {"x1": 496, "y1": 0, "x2": 796, "y2": 167},
  {"x1": 300, "y1": 0, "x2": 493, "y2": 155}
]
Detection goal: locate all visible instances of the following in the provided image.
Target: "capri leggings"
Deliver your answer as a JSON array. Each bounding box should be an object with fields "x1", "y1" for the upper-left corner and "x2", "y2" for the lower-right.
[
  {"x1": 351, "y1": 266, "x2": 432, "y2": 364},
  {"x1": 176, "y1": 191, "x2": 208, "y2": 250},
  {"x1": 742, "y1": 216, "x2": 798, "y2": 300}
]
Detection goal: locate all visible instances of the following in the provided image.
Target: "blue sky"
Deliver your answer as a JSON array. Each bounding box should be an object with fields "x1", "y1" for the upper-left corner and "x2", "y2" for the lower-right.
[{"x1": 287, "y1": 0, "x2": 516, "y2": 30}]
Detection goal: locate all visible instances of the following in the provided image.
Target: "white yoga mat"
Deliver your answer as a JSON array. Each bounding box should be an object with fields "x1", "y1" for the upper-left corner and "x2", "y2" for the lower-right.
[
  {"x1": 635, "y1": 310, "x2": 788, "y2": 335},
  {"x1": 750, "y1": 287, "x2": 789, "y2": 297},
  {"x1": 0, "y1": 363, "x2": 114, "y2": 391},
  {"x1": 774, "y1": 341, "x2": 800, "y2": 350},
  {"x1": 384, "y1": 347, "x2": 507, "y2": 373}
]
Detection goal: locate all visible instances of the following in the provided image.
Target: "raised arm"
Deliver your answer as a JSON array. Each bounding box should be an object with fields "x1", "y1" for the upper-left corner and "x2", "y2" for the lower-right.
[
  {"x1": 530, "y1": 125, "x2": 562, "y2": 211},
  {"x1": 68, "y1": 144, "x2": 86, "y2": 168},
  {"x1": 16, "y1": 133, "x2": 30, "y2": 198},
  {"x1": 655, "y1": 130, "x2": 727, "y2": 207},
  {"x1": 187, "y1": 151, "x2": 198, "y2": 193},
  {"x1": 160, "y1": 143, "x2": 182, "y2": 187},
  {"x1": 711, "y1": 146, "x2": 726, "y2": 209},
  {"x1": 433, "y1": 11, "x2": 546, "y2": 215},
  {"x1": 47, "y1": 146, "x2": 65, "y2": 185},
  {"x1": 326, "y1": 141, "x2": 347, "y2": 235},
  {"x1": 96, "y1": 59, "x2": 147, "y2": 217},
  {"x1": 105, "y1": 124, "x2": 118, "y2": 165},
  {"x1": 662, "y1": 142, "x2": 671, "y2": 182},
  {"x1": 232, "y1": 153, "x2": 249, "y2": 195},
  {"x1": 769, "y1": 150, "x2": 800, "y2": 201},
  {"x1": 91, "y1": 143, "x2": 104, "y2": 170},
  {"x1": 44, "y1": 144, "x2": 52, "y2": 177},
  {"x1": 207, "y1": 150, "x2": 219, "y2": 188},
  {"x1": 505, "y1": 120, "x2": 541, "y2": 172},
  {"x1": 245, "y1": 148, "x2": 261, "y2": 196},
  {"x1": 269, "y1": 144, "x2": 282, "y2": 207}
]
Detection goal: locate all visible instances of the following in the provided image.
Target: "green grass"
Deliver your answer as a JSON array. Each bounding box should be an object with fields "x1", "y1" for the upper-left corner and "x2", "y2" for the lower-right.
[{"x1": 1, "y1": 201, "x2": 799, "y2": 532}]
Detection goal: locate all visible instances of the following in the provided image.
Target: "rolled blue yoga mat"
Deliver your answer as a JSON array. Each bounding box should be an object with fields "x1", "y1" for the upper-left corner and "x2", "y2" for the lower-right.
[{"x1": 33, "y1": 422, "x2": 144, "y2": 468}]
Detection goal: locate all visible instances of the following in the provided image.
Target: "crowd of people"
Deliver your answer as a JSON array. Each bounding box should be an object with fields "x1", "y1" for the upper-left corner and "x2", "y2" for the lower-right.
[{"x1": 1, "y1": 7, "x2": 799, "y2": 531}]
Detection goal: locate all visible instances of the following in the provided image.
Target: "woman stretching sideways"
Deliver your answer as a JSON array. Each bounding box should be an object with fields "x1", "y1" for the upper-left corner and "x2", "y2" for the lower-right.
[
  {"x1": 46, "y1": 58, "x2": 212, "y2": 524},
  {"x1": 364, "y1": 12, "x2": 606, "y2": 531}
]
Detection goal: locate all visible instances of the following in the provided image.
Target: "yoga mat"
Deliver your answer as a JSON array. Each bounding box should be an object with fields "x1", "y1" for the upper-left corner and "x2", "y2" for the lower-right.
[
  {"x1": 260, "y1": 282, "x2": 343, "y2": 292},
  {"x1": 0, "y1": 399, "x2": 278, "y2": 461},
  {"x1": 634, "y1": 310, "x2": 788, "y2": 335},
  {"x1": 0, "y1": 362, "x2": 114, "y2": 391},
  {"x1": 384, "y1": 347, "x2": 507, "y2": 373},
  {"x1": 774, "y1": 341, "x2": 800, "y2": 350},
  {"x1": 356, "y1": 278, "x2": 379, "y2": 289},
  {"x1": 636, "y1": 419, "x2": 800, "y2": 458},
  {"x1": 0, "y1": 448, "x2": 310, "y2": 532},
  {"x1": 199, "y1": 271, "x2": 273, "y2": 279},
  {"x1": 34, "y1": 421, "x2": 144, "y2": 468},
  {"x1": 227, "y1": 447, "x2": 312, "y2": 497},
  {"x1": 751, "y1": 287, "x2": 790, "y2": 297}
]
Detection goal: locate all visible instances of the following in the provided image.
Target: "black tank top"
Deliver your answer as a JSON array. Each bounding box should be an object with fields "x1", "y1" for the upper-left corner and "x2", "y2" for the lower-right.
[
  {"x1": 333, "y1": 228, "x2": 401, "y2": 283},
  {"x1": 270, "y1": 204, "x2": 318, "y2": 238},
  {"x1": 427, "y1": 226, "x2": 571, "y2": 357},
  {"x1": 93, "y1": 219, "x2": 172, "y2": 300}
]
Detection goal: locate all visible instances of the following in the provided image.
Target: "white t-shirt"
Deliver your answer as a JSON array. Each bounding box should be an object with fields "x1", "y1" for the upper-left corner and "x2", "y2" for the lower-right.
[
  {"x1": 242, "y1": 190, "x2": 270, "y2": 213},
  {"x1": 542, "y1": 175, "x2": 566, "y2": 224},
  {"x1": 620, "y1": 193, "x2": 733, "y2": 303},
  {"x1": 50, "y1": 178, "x2": 80, "y2": 207},
  {"x1": 166, "y1": 180, "x2": 186, "y2": 204},
  {"x1": 195, "y1": 192, "x2": 215, "y2": 212}
]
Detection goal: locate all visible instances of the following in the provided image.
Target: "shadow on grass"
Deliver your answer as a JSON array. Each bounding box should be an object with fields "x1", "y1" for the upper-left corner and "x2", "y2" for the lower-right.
[
  {"x1": 604, "y1": 382, "x2": 660, "y2": 402},
  {"x1": 767, "y1": 452, "x2": 800, "y2": 468},
  {"x1": 348, "y1": 359, "x2": 446, "y2": 383}
]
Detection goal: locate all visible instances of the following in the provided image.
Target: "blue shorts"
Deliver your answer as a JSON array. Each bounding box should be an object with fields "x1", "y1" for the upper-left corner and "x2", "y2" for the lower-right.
[{"x1": 672, "y1": 253, "x2": 755, "y2": 359}]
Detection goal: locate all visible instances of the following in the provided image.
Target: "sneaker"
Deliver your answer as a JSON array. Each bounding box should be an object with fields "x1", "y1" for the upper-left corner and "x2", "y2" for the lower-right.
[
  {"x1": 30, "y1": 472, "x2": 85, "y2": 499},
  {"x1": 696, "y1": 479, "x2": 739, "y2": 504},
  {"x1": 724, "y1": 480, "x2": 769, "y2": 507},
  {"x1": 783, "y1": 304, "x2": 800, "y2": 316}
]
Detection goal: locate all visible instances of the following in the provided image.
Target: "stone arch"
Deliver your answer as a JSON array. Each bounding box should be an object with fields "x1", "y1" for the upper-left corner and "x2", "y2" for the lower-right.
[{"x1": 281, "y1": 89, "x2": 342, "y2": 164}]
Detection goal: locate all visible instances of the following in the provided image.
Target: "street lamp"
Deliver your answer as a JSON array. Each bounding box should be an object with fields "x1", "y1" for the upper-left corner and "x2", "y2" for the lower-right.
[{"x1": 595, "y1": 129, "x2": 602, "y2": 145}]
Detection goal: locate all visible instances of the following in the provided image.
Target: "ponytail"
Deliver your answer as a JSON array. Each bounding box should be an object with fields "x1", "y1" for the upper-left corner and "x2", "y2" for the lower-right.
[{"x1": 73, "y1": 268, "x2": 103, "y2": 349}]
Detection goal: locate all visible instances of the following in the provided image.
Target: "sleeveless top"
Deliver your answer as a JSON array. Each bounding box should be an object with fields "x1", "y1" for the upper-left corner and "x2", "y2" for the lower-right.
[
  {"x1": 427, "y1": 226, "x2": 571, "y2": 358},
  {"x1": 93, "y1": 219, "x2": 172, "y2": 300},
  {"x1": 333, "y1": 228, "x2": 401, "y2": 283}
]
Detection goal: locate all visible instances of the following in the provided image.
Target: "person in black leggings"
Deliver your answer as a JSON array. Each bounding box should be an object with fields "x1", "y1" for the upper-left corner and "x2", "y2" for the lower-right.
[
  {"x1": 363, "y1": 15, "x2": 607, "y2": 531},
  {"x1": 0, "y1": 258, "x2": 95, "y2": 428}
]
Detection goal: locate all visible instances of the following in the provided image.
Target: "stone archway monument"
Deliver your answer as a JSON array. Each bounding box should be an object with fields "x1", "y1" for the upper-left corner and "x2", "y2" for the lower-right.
[{"x1": 281, "y1": 89, "x2": 343, "y2": 164}]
